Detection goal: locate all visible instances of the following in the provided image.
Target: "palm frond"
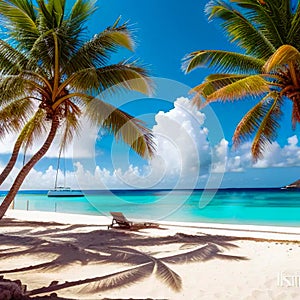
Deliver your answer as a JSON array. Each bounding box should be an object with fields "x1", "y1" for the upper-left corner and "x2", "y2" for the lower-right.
[
  {"x1": 205, "y1": 75, "x2": 269, "y2": 103},
  {"x1": 0, "y1": 0, "x2": 38, "y2": 47},
  {"x1": 0, "y1": 75, "x2": 43, "y2": 106},
  {"x1": 0, "y1": 98, "x2": 35, "y2": 139},
  {"x1": 182, "y1": 50, "x2": 264, "y2": 74},
  {"x1": 263, "y1": 44, "x2": 300, "y2": 73},
  {"x1": 20, "y1": 109, "x2": 48, "y2": 153},
  {"x1": 68, "y1": 63, "x2": 153, "y2": 96},
  {"x1": 0, "y1": 40, "x2": 28, "y2": 75},
  {"x1": 251, "y1": 94, "x2": 283, "y2": 160},
  {"x1": 232, "y1": 0, "x2": 289, "y2": 47},
  {"x1": 58, "y1": 102, "x2": 82, "y2": 152},
  {"x1": 233, "y1": 92, "x2": 278, "y2": 147},
  {"x1": 52, "y1": 0, "x2": 66, "y2": 27},
  {"x1": 37, "y1": 0, "x2": 60, "y2": 29},
  {"x1": 26, "y1": 28, "x2": 56, "y2": 73},
  {"x1": 191, "y1": 74, "x2": 249, "y2": 107},
  {"x1": 27, "y1": 25, "x2": 78, "y2": 74},
  {"x1": 69, "y1": 0, "x2": 96, "y2": 28},
  {"x1": 85, "y1": 98, "x2": 155, "y2": 158},
  {"x1": 205, "y1": 0, "x2": 275, "y2": 59},
  {"x1": 5, "y1": 0, "x2": 36, "y2": 20},
  {"x1": 64, "y1": 22, "x2": 134, "y2": 74}
]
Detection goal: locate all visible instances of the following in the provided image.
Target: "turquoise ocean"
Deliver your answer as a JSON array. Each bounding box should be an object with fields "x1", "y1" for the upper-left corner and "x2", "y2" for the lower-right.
[{"x1": 1, "y1": 188, "x2": 300, "y2": 227}]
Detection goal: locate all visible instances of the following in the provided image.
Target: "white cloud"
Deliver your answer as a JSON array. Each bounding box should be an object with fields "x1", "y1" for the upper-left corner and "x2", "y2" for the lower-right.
[
  {"x1": 2, "y1": 95, "x2": 300, "y2": 191},
  {"x1": 223, "y1": 135, "x2": 300, "y2": 171},
  {"x1": 107, "y1": 97, "x2": 211, "y2": 189},
  {"x1": 0, "y1": 116, "x2": 100, "y2": 158},
  {"x1": 1, "y1": 97, "x2": 215, "y2": 190},
  {"x1": 211, "y1": 138, "x2": 228, "y2": 173}
]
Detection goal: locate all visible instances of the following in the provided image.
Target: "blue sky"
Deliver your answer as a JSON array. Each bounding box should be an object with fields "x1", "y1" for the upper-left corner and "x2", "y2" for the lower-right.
[{"x1": 1, "y1": 0, "x2": 300, "y2": 190}]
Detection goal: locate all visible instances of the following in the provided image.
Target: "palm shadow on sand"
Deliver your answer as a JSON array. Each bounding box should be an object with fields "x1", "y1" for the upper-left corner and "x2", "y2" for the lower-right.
[{"x1": 0, "y1": 217, "x2": 248, "y2": 297}]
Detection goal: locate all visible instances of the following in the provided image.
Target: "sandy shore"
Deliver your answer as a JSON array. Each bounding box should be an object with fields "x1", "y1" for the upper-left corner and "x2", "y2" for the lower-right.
[{"x1": 1, "y1": 209, "x2": 300, "y2": 299}]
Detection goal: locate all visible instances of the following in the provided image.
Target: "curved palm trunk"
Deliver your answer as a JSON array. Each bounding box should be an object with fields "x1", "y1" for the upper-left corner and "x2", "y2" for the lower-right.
[
  {"x1": 0, "y1": 116, "x2": 59, "y2": 220},
  {"x1": 0, "y1": 138, "x2": 22, "y2": 186}
]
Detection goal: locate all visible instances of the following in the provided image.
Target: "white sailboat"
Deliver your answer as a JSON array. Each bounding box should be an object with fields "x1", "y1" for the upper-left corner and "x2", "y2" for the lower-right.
[
  {"x1": 47, "y1": 152, "x2": 84, "y2": 197},
  {"x1": 47, "y1": 186, "x2": 84, "y2": 197}
]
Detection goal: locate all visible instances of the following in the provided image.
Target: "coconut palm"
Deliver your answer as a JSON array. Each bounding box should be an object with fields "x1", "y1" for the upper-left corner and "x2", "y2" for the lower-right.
[
  {"x1": 183, "y1": 0, "x2": 300, "y2": 160},
  {"x1": 0, "y1": 0, "x2": 155, "y2": 219}
]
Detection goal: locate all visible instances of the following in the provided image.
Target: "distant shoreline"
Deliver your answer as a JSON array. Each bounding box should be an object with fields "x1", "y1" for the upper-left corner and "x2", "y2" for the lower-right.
[{"x1": 0, "y1": 187, "x2": 290, "y2": 194}]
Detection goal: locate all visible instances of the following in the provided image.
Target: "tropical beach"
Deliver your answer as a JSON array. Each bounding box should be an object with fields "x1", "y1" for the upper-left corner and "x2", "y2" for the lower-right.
[{"x1": 1, "y1": 0, "x2": 300, "y2": 299}]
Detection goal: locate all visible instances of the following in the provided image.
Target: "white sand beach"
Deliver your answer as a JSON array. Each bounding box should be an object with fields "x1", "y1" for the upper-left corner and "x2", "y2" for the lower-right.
[{"x1": 1, "y1": 209, "x2": 300, "y2": 300}]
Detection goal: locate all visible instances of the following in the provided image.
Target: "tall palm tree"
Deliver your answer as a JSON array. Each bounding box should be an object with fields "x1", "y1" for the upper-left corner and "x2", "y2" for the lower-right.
[
  {"x1": 0, "y1": 0, "x2": 155, "y2": 219},
  {"x1": 183, "y1": 0, "x2": 300, "y2": 160}
]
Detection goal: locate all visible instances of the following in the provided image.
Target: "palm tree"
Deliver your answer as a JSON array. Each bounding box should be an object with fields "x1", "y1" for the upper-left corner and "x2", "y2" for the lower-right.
[
  {"x1": 183, "y1": 0, "x2": 300, "y2": 160},
  {"x1": 0, "y1": 0, "x2": 155, "y2": 219}
]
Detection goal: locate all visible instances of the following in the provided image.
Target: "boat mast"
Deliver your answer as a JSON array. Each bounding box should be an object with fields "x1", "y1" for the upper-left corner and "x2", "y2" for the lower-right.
[
  {"x1": 63, "y1": 151, "x2": 66, "y2": 188},
  {"x1": 54, "y1": 149, "x2": 62, "y2": 189}
]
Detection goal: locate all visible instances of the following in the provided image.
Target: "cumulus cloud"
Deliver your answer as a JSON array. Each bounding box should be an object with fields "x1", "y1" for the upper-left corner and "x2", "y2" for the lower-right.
[
  {"x1": 211, "y1": 138, "x2": 228, "y2": 173},
  {"x1": 221, "y1": 135, "x2": 300, "y2": 172},
  {"x1": 1, "y1": 97, "x2": 215, "y2": 190},
  {"x1": 96, "y1": 97, "x2": 212, "y2": 189},
  {"x1": 2, "y1": 95, "x2": 300, "y2": 191}
]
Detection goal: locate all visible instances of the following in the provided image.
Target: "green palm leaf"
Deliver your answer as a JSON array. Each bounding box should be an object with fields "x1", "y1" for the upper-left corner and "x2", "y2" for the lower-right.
[
  {"x1": 191, "y1": 74, "x2": 249, "y2": 105},
  {"x1": 0, "y1": 40, "x2": 28, "y2": 74},
  {"x1": 183, "y1": 50, "x2": 264, "y2": 74},
  {"x1": 64, "y1": 23, "x2": 134, "y2": 74},
  {"x1": 20, "y1": 109, "x2": 48, "y2": 152},
  {"x1": 205, "y1": 0, "x2": 275, "y2": 58},
  {"x1": 205, "y1": 75, "x2": 270, "y2": 103},
  {"x1": 251, "y1": 94, "x2": 283, "y2": 160},
  {"x1": 68, "y1": 63, "x2": 152, "y2": 96},
  {"x1": 0, "y1": 75, "x2": 45, "y2": 106},
  {"x1": 86, "y1": 98, "x2": 155, "y2": 158},
  {"x1": 232, "y1": 0, "x2": 288, "y2": 47},
  {"x1": 0, "y1": 98, "x2": 35, "y2": 139},
  {"x1": 58, "y1": 102, "x2": 82, "y2": 152},
  {"x1": 233, "y1": 92, "x2": 279, "y2": 147},
  {"x1": 69, "y1": 0, "x2": 96, "y2": 27},
  {"x1": 0, "y1": 0, "x2": 38, "y2": 44}
]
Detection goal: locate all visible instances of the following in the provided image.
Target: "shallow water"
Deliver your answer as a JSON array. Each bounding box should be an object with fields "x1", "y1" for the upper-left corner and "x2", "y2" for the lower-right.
[{"x1": 2, "y1": 188, "x2": 300, "y2": 226}]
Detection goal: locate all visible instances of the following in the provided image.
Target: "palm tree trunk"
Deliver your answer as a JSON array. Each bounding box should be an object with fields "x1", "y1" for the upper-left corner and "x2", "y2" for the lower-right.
[
  {"x1": 0, "y1": 138, "x2": 22, "y2": 186},
  {"x1": 0, "y1": 116, "x2": 59, "y2": 220}
]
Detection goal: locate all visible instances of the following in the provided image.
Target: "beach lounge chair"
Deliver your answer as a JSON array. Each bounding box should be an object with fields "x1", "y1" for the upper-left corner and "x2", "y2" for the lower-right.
[{"x1": 108, "y1": 212, "x2": 158, "y2": 230}]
